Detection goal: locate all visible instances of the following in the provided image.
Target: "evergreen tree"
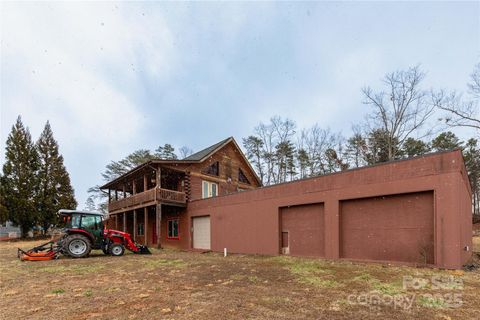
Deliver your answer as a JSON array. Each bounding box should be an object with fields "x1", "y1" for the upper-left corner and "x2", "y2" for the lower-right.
[
  {"x1": 463, "y1": 139, "x2": 480, "y2": 216},
  {"x1": 364, "y1": 129, "x2": 395, "y2": 165},
  {"x1": 1, "y1": 116, "x2": 39, "y2": 237},
  {"x1": 430, "y1": 132, "x2": 462, "y2": 151},
  {"x1": 344, "y1": 133, "x2": 368, "y2": 168},
  {"x1": 275, "y1": 140, "x2": 296, "y2": 183},
  {"x1": 402, "y1": 138, "x2": 431, "y2": 158},
  {"x1": 155, "y1": 144, "x2": 177, "y2": 159},
  {"x1": 0, "y1": 175, "x2": 8, "y2": 224},
  {"x1": 296, "y1": 148, "x2": 310, "y2": 179},
  {"x1": 36, "y1": 121, "x2": 77, "y2": 232}
]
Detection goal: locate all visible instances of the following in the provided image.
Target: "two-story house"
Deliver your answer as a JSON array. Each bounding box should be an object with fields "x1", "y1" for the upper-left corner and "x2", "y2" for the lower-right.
[{"x1": 101, "y1": 137, "x2": 261, "y2": 249}]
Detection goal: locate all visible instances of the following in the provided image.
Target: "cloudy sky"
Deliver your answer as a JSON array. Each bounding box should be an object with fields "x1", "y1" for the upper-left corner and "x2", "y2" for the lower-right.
[{"x1": 1, "y1": 1, "x2": 479, "y2": 208}]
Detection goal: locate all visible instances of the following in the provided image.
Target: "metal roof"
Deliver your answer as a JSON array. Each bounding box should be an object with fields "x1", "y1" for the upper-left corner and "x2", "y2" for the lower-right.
[
  {"x1": 182, "y1": 137, "x2": 232, "y2": 161},
  {"x1": 100, "y1": 137, "x2": 262, "y2": 189},
  {"x1": 58, "y1": 209, "x2": 104, "y2": 216}
]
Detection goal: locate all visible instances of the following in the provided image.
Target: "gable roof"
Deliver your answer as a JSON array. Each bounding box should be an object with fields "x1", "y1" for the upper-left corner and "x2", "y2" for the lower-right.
[
  {"x1": 182, "y1": 137, "x2": 232, "y2": 161},
  {"x1": 100, "y1": 137, "x2": 262, "y2": 189}
]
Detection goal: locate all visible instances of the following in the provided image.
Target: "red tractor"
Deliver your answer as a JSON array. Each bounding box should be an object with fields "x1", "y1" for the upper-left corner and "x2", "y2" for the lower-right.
[{"x1": 18, "y1": 210, "x2": 150, "y2": 261}]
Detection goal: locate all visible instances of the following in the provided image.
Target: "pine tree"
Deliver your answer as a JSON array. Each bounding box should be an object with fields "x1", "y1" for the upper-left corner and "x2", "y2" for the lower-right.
[
  {"x1": 36, "y1": 121, "x2": 77, "y2": 232},
  {"x1": 463, "y1": 139, "x2": 480, "y2": 216},
  {"x1": 1, "y1": 116, "x2": 39, "y2": 237},
  {"x1": 155, "y1": 144, "x2": 177, "y2": 159},
  {"x1": 430, "y1": 132, "x2": 462, "y2": 151},
  {"x1": 402, "y1": 138, "x2": 431, "y2": 158}
]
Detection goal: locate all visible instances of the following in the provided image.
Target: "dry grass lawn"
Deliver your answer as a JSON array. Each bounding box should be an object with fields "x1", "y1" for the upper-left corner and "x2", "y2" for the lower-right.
[
  {"x1": 473, "y1": 236, "x2": 480, "y2": 252},
  {"x1": 1, "y1": 239, "x2": 480, "y2": 319}
]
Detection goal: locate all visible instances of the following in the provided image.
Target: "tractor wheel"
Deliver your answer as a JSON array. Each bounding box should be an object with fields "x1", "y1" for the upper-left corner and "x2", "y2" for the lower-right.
[
  {"x1": 65, "y1": 234, "x2": 91, "y2": 258},
  {"x1": 109, "y1": 244, "x2": 125, "y2": 257}
]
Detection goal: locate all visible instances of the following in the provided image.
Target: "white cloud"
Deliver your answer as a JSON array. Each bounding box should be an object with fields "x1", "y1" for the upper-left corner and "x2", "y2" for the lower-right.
[{"x1": 1, "y1": 2, "x2": 175, "y2": 157}]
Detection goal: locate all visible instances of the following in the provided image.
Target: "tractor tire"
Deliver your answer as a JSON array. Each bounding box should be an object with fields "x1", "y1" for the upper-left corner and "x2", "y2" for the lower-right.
[
  {"x1": 65, "y1": 234, "x2": 91, "y2": 258},
  {"x1": 109, "y1": 243, "x2": 125, "y2": 257}
]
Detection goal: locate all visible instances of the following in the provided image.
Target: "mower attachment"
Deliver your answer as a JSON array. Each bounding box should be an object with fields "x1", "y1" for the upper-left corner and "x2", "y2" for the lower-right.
[{"x1": 17, "y1": 241, "x2": 61, "y2": 261}]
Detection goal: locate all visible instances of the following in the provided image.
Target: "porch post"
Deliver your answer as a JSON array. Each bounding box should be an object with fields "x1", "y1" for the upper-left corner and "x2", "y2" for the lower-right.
[
  {"x1": 115, "y1": 214, "x2": 118, "y2": 230},
  {"x1": 123, "y1": 184, "x2": 126, "y2": 198},
  {"x1": 133, "y1": 209, "x2": 137, "y2": 241},
  {"x1": 144, "y1": 174, "x2": 148, "y2": 191},
  {"x1": 156, "y1": 203, "x2": 162, "y2": 249},
  {"x1": 156, "y1": 166, "x2": 162, "y2": 189},
  {"x1": 132, "y1": 180, "x2": 136, "y2": 195},
  {"x1": 123, "y1": 212, "x2": 126, "y2": 232},
  {"x1": 115, "y1": 189, "x2": 118, "y2": 201},
  {"x1": 108, "y1": 189, "x2": 111, "y2": 203},
  {"x1": 144, "y1": 207, "x2": 148, "y2": 246}
]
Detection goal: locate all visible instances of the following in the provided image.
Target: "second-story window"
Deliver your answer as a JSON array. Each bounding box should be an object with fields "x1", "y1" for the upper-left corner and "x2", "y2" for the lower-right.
[
  {"x1": 238, "y1": 168, "x2": 251, "y2": 184},
  {"x1": 202, "y1": 180, "x2": 218, "y2": 198},
  {"x1": 202, "y1": 161, "x2": 219, "y2": 176}
]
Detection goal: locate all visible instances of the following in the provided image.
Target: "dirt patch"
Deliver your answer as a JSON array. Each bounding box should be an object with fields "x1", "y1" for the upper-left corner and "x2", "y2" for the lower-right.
[{"x1": 1, "y1": 240, "x2": 479, "y2": 319}]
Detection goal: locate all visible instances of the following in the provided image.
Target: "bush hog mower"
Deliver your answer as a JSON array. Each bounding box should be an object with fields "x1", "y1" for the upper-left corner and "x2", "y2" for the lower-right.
[{"x1": 18, "y1": 209, "x2": 150, "y2": 261}]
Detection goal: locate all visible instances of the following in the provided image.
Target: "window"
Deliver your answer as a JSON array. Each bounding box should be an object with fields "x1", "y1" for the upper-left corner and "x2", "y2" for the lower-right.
[
  {"x1": 81, "y1": 215, "x2": 97, "y2": 230},
  {"x1": 202, "y1": 161, "x2": 219, "y2": 176},
  {"x1": 202, "y1": 181, "x2": 218, "y2": 198},
  {"x1": 167, "y1": 219, "x2": 179, "y2": 239},
  {"x1": 238, "y1": 168, "x2": 250, "y2": 184},
  {"x1": 137, "y1": 223, "x2": 144, "y2": 236}
]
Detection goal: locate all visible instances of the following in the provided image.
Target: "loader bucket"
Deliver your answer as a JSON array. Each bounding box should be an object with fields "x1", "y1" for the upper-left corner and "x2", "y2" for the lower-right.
[{"x1": 135, "y1": 245, "x2": 151, "y2": 254}]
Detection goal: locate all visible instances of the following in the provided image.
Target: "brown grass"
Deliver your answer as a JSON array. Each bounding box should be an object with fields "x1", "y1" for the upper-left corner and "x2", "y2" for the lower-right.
[
  {"x1": 472, "y1": 236, "x2": 480, "y2": 253},
  {"x1": 1, "y1": 239, "x2": 480, "y2": 319}
]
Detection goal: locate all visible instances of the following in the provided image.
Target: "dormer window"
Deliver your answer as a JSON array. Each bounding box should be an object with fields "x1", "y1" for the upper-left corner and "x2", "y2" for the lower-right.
[
  {"x1": 238, "y1": 168, "x2": 250, "y2": 185},
  {"x1": 203, "y1": 161, "x2": 219, "y2": 176}
]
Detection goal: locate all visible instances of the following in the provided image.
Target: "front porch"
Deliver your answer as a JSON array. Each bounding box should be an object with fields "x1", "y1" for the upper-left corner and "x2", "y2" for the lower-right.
[
  {"x1": 101, "y1": 163, "x2": 190, "y2": 248},
  {"x1": 110, "y1": 204, "x2": 186, "y2": 248}
]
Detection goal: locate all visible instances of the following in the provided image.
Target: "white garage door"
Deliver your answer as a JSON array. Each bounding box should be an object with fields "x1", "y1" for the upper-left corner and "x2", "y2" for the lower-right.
[{"x1": 193, "y1": 216, "x2": 211, "y2": 250}]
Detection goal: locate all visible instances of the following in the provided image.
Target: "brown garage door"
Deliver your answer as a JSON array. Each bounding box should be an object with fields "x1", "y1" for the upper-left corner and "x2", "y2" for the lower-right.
[
  {"x1": 280, "y1": 203, "x2": 324, "y2": 257},
  {"x1": 340, "y1": 191, "x2": 434, "y2": 264}
]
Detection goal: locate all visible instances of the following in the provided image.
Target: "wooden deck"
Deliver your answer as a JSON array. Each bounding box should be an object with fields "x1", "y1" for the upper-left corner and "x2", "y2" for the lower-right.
[{"x1": 108, "y1": 188, "x2": 186, "y2": 214}]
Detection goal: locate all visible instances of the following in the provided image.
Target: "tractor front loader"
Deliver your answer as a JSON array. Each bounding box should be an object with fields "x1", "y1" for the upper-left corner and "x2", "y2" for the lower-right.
[{"x1": 18, "y1": 209, "x2": 150, "y2": 261}]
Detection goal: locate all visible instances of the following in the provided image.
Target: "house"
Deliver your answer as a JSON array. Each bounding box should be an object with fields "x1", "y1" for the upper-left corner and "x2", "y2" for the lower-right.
[
  {"x1": 0, "y1": 221, "x2": 21, "y2": 239},
  {"x1": 102, "y1": 137, "x2": 472, "y2": 269},
  {"x1": 101, "y1": 137, "x2": 261, "y2": 249}
]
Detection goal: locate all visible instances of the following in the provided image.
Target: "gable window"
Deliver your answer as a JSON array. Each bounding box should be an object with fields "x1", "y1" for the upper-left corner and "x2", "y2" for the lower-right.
[
  {"x1": 202, "y1": 161, "x2": 219, "y2": 176},
  {"x1": 167, "y1": 219, "x2": 179, "y2": 239},
  {"x1": 202, "y1": 180, "x2": 218, "y2": 198},
  {"x1": 238, "y1": 168, "x2": 251, "y2": 185}
]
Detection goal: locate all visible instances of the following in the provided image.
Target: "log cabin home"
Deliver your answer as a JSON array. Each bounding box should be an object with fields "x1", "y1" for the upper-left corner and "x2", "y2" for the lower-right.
[{"x1": 101, "y1": 137, "x2": 261, "y2": 249}]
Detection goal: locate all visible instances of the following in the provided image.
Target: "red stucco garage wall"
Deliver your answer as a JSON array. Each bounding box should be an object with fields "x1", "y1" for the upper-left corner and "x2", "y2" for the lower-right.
[
  {"x1": 340, "y1": 192, "x2": 434, "y2": 264},
  {"x1": 281, "y1": 203, "x2": 325, "y2": 257},
  {"x1": 185, "y1": 150, "x2": 472, "y2": 269}
]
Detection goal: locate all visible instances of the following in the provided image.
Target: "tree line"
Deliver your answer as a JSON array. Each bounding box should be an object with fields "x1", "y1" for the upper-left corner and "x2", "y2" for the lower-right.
[
  {"x1": 242, "y1": 64, "x2": 480, "y2": 216},
  {"x1": 0, "y1": 117, "x2": 76, "y2": 237},
  {"x1": 87, "y1": 63, "x2": 479, "y2": 219}
]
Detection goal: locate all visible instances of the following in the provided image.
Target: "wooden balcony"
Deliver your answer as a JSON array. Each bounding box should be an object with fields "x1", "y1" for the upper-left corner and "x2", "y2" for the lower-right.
[{"x1": 108, "y1": 188, "x2": 186, "y2": 214}]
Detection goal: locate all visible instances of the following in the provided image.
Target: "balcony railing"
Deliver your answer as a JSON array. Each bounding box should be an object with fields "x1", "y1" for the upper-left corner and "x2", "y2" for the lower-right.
[{"x1": 108, "y1": 187, "x2": 186, "y2": 213}]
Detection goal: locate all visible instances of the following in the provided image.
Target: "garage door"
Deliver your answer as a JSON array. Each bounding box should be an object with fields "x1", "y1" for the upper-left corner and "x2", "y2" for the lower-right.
[
  {"x1": 280, "y1": 203, "x2": 324, "y2": 256},
  {"x1": 340, "y1": 191, "x2": 434, "y2": 264},
  {"x1": 193, "y1": 216, "x2": 211, "y2": 250}
]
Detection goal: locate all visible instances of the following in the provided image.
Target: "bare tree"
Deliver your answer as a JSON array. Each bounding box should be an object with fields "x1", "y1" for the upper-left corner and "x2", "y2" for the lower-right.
[
  {"x1": 437, "y1": 63, "x2": 480, "y2": 131},
  {"x1": 179, "y1": 146, "x2": 194, "y2": 159},
  {"x1": 296, "y1": 125, "x2": 341, "y2": 176},
  {"x1": 362, "y1": 66, "x2": 438, "y2": 161}
]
